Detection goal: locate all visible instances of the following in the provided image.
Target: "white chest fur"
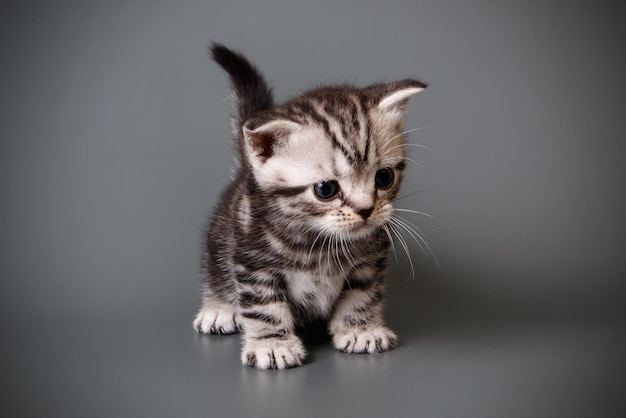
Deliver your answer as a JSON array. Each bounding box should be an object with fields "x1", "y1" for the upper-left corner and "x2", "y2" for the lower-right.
[{"x1": 284, "y1": 270, "x2": 345, "y2": 317}]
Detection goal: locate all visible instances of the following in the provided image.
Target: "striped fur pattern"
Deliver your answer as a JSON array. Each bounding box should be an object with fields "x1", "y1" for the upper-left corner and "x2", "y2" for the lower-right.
[{"x1": 193, "y1": 43, "x2": 427, "y2": 369}]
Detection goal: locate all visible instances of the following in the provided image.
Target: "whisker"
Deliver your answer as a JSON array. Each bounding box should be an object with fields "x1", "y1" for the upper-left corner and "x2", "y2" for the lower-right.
[
  {"x1": 301, "y1": 223, "x2": 319, "y2": 234},
  {"x1": 389, "y1": 217, "x2": 427, "y2": 262},
  {"x1": 336, "y1": 234, "x2": 344, "y2": 273},
  {"x1": 340, "y1": 231, "x2": 354, "y2": 289},
  {"x1": 388, "y1": 222, "x2": 415, "y2": 280},
  {"x1": 395, "y1": 185, "x2": 449, "y2": 201},
  {"x1": 386, "y1": 143, "x2": 433, "y2": 153},
  {"x1": 308, "y1": 230, "x2": 325, "y2": 260},
  {"x1": 386, "y1": 156, "x2": 425, "y2": 170},
  {"x1": 331, "y1": 233, "x2": 343, "y2": 274},
  {"x1": 380, "y1": 126, "x2": 427, "y2": 151},
  {"x1": 320, "y1": 233, "x2": 330, "y2": 272},
  {"x1": 338, "y1": 230, "x2": 348, "y2": 267},
  {"x1": 392, "y1": 215, "x2": 440, "y2": 268},
  {"x1": 393, "y1": 208, "x2": 448, "y2": 225},
  {"x1": 341, "y1": 230, "x2": 357, "y2": 266},
  {"x1": 382, "y1": 224, "x2": 398, "y2": 264}
]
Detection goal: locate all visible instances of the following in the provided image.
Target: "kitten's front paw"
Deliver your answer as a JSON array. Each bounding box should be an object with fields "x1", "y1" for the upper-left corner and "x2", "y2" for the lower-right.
[
  {"x1": 193, "y1": 304, "x2": 240, "y2": 335},
  {"x1": 332, "y1": 326, "x2": 398, "y2": 354},
  {"x1": 241, "y1": 335, "x2": 307, "y2": 370}
]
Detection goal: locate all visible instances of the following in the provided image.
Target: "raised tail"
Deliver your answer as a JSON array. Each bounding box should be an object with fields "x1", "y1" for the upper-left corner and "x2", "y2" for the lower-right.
[{"x1": 210, "y1": 42, "x2": 274, "y2": 138}]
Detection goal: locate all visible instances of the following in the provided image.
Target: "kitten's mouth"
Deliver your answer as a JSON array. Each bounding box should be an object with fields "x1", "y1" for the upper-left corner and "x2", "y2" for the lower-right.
[{"x1": 347, "y1": 220, "x2": 376, "y2": 234}]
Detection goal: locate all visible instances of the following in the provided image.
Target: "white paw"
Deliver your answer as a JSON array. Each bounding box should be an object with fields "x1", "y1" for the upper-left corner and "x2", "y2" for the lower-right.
[
  {"x1": 193, "y1": 304, "x2": 240, "y2": 335},
  {"x1": 241, "y1": 335, "x2": 307, "y2": 370},
  {"x1": 332, "y1": 326, "x2": 398, "y2": 353}
]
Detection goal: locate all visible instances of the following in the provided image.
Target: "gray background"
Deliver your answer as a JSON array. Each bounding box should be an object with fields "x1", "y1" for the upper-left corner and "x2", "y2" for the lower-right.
[{"x1": 1, "y1": 0, "x2": 625, "y2": 417}]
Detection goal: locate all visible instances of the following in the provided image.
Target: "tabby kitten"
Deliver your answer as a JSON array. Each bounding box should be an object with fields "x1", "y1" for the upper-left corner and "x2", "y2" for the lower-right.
[{"x1": 193, "y1": 43, "x2": 427, "y2": 369}]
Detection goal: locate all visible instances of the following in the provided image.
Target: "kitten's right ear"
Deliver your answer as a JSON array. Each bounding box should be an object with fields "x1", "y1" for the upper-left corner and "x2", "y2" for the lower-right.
[
  {"x1": 370, "y1": 79, "x2": 427, "y2": 115},
  {"x1": 243, "y1": 117, "x2": 300, "y2": 164}
]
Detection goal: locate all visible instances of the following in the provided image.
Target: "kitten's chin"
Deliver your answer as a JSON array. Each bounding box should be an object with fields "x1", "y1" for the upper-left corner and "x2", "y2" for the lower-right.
[{"x1": 344, "y1": 221, "x2": 380, "y2": 240}]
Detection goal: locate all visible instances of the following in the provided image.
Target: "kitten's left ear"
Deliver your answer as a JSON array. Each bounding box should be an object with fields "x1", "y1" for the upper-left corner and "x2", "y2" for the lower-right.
[
  {"x1": 242, "y1": 116, "x2": 300, "y2": 164},
  {"x1": 370, "y1": 79, "x2": 427, "y2": 114}
]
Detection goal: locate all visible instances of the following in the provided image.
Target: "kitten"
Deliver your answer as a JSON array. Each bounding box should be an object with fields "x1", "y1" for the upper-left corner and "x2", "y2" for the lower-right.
[{"x1": 193, "y1": 43, "x2": 427, "y2": 369}]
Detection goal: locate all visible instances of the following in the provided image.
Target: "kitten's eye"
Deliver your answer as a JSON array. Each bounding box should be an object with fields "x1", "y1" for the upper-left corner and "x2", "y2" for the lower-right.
[
  {"x1": 375, "y1": 168, "x2": 394, "y2": 189},
  {"x1": 314, "y1": 181, "x2": 340, "y2": 200}
]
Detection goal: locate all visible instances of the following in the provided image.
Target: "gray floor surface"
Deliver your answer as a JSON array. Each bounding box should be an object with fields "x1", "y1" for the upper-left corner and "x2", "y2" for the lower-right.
[{"x1": 2, "y1": 1, "x2": 624, "y2": 417}]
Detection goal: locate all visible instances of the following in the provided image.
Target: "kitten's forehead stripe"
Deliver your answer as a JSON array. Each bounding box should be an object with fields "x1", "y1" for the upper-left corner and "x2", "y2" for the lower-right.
[
  {"x1": 341, "y1": 93, "x2": 366, "y2": 163},
  {"x1": 327, "y1": 92, "x2": 372, "y2": 165},
  {"x1": 333, "y1": 135, "x2": 356, "y2": 166},
  {"x1": 349, "y1": 98, "x2": 361, "y2": 138},
  {"x1": 314, "y1": 99, "x2": 357, "y2": 165},
  {"x1": 344, "y1": 94, "x2": 365, "y2": 163},
  {"x1": 340, "y1": 122, "x2": 350, "y2": 152},
  {"x1": 289, "y1": 99, "x2": 357, "y2": 165},
  {"x1": 361, "y1": 99, "x2": 372, "y2": 164},
  {"x1": 288, "y1": 90, "x2": 381, "y2": 167}
]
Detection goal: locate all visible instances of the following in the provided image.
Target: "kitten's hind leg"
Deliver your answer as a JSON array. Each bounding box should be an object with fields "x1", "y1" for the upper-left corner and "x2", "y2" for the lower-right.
[{"x1": 193, "y1": 301, "x2": 240, "y2": 335}]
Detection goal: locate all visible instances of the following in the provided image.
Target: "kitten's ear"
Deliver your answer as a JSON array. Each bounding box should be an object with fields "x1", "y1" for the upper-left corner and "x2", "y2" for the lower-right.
[
  {"x1": 243, "y1": 116, "x2": 300, "y2": 163},
  {"x1": 370, "y1": 79, "x2": 427, "y2": 114}
]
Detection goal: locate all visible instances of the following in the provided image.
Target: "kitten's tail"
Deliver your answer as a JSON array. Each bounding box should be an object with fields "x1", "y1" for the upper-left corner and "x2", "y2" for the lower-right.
[{"x1": 210, "y1": 42, "x2": 274, "y2": 137}]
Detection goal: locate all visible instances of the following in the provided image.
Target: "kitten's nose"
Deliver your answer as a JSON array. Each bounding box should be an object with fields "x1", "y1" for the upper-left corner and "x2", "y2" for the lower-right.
[{"x1": 357, "y1": 207, "x2": 374, "y2": 220}]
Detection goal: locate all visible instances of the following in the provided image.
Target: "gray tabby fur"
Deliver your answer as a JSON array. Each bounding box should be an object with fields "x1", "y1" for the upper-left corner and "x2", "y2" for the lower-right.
[{"x1": 193, "y1": 43, "x2": 427, "y2": 369}]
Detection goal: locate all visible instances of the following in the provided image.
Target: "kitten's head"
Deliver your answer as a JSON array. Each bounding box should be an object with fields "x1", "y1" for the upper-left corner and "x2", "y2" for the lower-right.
[{"x1": 242, "y1": 80, "x2": 426, "y2": 240}]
